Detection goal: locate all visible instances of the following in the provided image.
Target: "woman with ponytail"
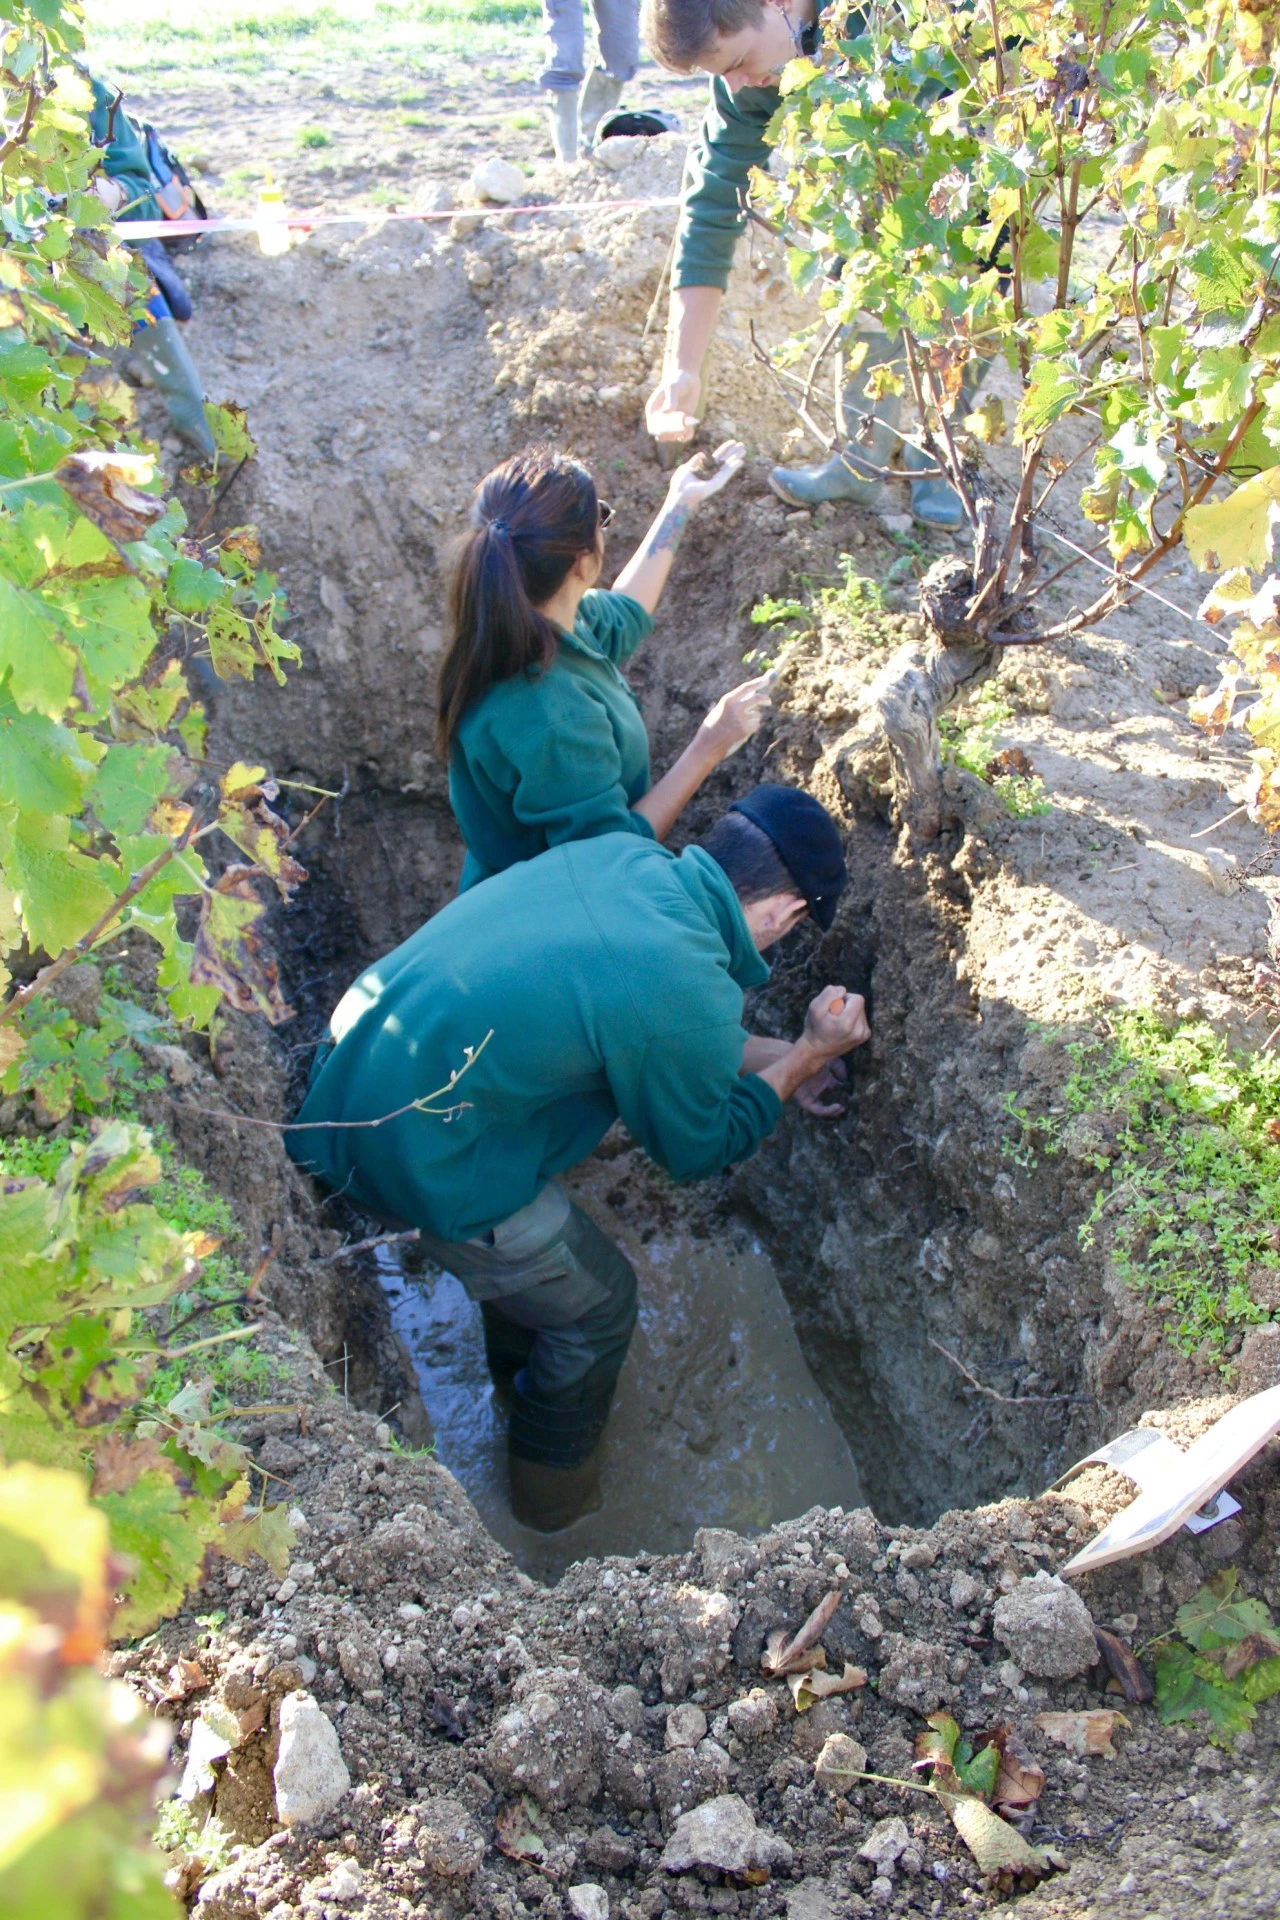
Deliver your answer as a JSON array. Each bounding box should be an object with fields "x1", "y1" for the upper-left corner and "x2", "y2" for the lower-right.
[{"x1": 438, "y1": 441, "x2": 770, "y2": 890}]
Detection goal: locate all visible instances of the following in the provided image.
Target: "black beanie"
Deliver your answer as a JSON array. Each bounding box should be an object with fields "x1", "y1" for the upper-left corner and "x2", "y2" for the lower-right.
[{"x1": 729, "y1": 783, "x2": 847, "y2": 931}]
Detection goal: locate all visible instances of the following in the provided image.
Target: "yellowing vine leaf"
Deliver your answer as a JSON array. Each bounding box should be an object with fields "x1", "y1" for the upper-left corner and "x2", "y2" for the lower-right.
[
  {"x1": 190, "y1": 868, "x2": 294, "y2": 1024},
  {"x1": 1184, "y1": 470, "x2": 1280, "y2": 573}
]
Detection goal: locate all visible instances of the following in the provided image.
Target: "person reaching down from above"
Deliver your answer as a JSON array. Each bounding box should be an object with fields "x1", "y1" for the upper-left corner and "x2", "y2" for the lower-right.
[
  {"x1": 288, "y1": 784, "x2": 869, "y2": 1533},
  {"x1": 641, "y1": 0, "x2": 969, "y2": 527},
  {"x1": 439, "y1": 441, "x2": 774, "y2": 891}
]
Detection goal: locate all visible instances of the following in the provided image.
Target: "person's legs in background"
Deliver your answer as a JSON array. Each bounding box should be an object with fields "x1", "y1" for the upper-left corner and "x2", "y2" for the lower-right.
[
  {"x1": 540, "y1": 0, "x2": 587, "y2": 161},
  {"x1": 580, "y1": 0, "x2": 640, "y2": 146}
]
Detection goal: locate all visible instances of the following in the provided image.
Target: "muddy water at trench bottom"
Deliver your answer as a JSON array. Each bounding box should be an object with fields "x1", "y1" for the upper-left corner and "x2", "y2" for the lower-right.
[{"x1": 376, "y1": 1178, "x2": 866, "y2": 1583}]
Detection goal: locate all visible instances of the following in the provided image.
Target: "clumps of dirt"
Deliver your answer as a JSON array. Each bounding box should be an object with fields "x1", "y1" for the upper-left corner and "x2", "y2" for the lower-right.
[{"x1": 121, "y1": 1323, "x2": 1280, "y2": 1919}]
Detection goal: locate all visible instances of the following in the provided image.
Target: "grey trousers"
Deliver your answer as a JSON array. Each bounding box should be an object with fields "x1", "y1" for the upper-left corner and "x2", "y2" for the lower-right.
[
  {"x1": 540, "y1": 0, "x2": 639, "y2": 90},
  {"x1": 417, "y1": 1184, "x2": 638, "y2": 1466}
]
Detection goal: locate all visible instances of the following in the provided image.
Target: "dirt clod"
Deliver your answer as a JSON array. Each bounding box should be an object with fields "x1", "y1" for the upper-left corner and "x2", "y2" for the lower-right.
[{"x1": 992, "y1": 1572, "x2": 1101, "y2": 1679}]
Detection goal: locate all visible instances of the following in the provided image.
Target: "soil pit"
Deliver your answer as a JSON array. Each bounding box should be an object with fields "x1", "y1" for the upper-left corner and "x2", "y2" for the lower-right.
[{"x1": 108, "y1": 98, "x2": 1280, "y2": 1920}]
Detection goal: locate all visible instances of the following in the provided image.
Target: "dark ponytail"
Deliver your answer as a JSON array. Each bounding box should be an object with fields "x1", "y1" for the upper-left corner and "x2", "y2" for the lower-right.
[{"x1": 437, "y1": 448, "x2": 600, "y2": 756}]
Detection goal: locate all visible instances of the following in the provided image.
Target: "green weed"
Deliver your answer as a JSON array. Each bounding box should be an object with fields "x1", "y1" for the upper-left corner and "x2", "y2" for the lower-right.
[
  {"x1": 747, "y1": 553, "x2": 894, "y2": 669},
  {"x1": 939, "y1": 684, "x2": 1051, "y2": 818},
  {"x1": 155, "y1": 1803, "x2": 235, "y2": 1876},
  {"x1": 1016, "y1": 1011, "x2": 1280, "y2": 1365},
  {"x1": 296, "y1": 124, "x2": 332, "y2": 148}
]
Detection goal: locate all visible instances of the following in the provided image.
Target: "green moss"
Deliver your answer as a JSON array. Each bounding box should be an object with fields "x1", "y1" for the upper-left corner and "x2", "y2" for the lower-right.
[{"x1": 1017, "y1": 1010, "x2": 1279, "y2": 1366}]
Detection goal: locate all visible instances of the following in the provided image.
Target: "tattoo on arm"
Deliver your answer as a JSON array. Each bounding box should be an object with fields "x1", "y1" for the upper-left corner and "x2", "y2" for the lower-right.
[{"x1": 642, "y1": 501, "x2": 691, "y2": 558}]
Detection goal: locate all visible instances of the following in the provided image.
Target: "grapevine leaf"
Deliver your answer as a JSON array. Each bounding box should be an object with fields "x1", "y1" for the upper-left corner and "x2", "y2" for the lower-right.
[
  {"x1": 0, "y1": 579, "x2": 76, "y2": 717},
  {"x1": 1184, "y1": 469, "x2": 1280, "y2": 573},
  {"x1": 6, "y1": 811, "x2": 118, "y2": 953},
  {"x1": 1175, "y1": 1571, "x2": 1272, "y2": 1650},
  {"x1": 205, "y1": 605, "x2": 259, "y2": 681},
  {"x1": 215, "y1": 1500, "x2": 295, "y2": 1577},
  {"x1": 190, "y1": 867, "x2": 294, "y2": 1024},
  {"x1": 98, "y1": 1470, "x2": 221, "y2": 1637},
  {"x1": 205, "y1": 402, "x2": 256, "y2": 465},
  {"x1": 55, "y1": 451, "x2": 164, "y2": 545}
]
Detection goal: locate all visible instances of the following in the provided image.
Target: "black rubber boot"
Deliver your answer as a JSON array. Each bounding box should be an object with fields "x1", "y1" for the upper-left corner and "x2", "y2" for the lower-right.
[
  {"x1": 480, "y1": 1302, "x2": 535, "y2": 1411},
  {"x1": 509, "y1": 1447, "x2": 604, "y2": 1532}
]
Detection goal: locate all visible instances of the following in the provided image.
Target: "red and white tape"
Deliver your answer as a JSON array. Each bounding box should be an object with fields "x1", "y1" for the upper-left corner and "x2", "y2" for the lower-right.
[{"x1": 114, "y1": 195, "x2": 680, "y2": 243}]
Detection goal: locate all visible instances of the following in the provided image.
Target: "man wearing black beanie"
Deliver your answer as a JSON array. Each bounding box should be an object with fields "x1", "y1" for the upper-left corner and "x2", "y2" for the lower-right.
[{"x1": 289, "y1": 784, "x2": 868, "y2": 1532}]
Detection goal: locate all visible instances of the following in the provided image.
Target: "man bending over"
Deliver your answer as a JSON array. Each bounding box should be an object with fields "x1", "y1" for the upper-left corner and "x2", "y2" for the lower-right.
[{"x1": 289, "y1": 785, "x2": 869, "y2": 1532}]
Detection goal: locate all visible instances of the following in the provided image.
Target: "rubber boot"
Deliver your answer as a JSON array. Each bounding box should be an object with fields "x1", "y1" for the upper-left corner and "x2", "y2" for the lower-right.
[
  {"x1": 546, "y1": 89, "x2": 579, "y2": 164},
  {"x1": 509, "y1": 1447, "x2": 604, "y2": 1532},
  {"x1": 129, "y1": 316, "x2": 216, "y2": 459},
  {"x1": 580, "y1": 67, "x2": 625, "y2": 148},
  {"x1": 768, "y1": 331, "x2": 903, "y2": 508},
  {"x1": 480, "y1": 1302, "x2": 534, "y2": 1413}
]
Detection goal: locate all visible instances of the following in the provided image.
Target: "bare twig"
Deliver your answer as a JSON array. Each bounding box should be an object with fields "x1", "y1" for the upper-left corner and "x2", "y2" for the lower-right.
[
  {"x1": 169, "y1": 1030, "x2": 494, "y2": 1132},
  {"x1": 130, "y1": 1320, "x2": 266, "y2": 1361},
  {"x1": 930, "y1": 1338, "x2": 1093, "y2": 1405},
  {"x1": 321, "y1": 1228, "x2": 422, "y2": 1265},
  {"x1": 1189, "y1": 805, "x2": 1247, "y2": 837}
]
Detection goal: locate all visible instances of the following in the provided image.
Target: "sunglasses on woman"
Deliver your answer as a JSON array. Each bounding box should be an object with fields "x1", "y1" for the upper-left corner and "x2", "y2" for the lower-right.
[{"x1": 598, "y1": 499, "x2": 615, "y2": 530}]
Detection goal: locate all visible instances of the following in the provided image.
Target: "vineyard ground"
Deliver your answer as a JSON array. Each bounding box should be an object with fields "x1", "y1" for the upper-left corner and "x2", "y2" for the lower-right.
[{"x1": 96, "y1": 34, "x2": 1280, "y2": 1920}]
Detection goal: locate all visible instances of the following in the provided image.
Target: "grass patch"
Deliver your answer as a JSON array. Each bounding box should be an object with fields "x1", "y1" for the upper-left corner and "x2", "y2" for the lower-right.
[
  {"x1": 85, "y1": 0, "x2": 543, "y2": 82},
  {"x1": 1008, "y1": 1009, "x2": 1280, "y2": 1366},
  {"x1": 296, "y1": 124, "x2": 333, "y2": 148}
]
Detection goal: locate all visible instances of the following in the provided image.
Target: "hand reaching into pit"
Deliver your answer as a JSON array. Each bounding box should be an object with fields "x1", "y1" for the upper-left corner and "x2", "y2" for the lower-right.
[
  {"x1": 792, "y1": 1054, "x2": 848, "y2": 1117},
  {"x1": 697, "y1": 672, "x2": 774, "y2": 762},
  {"x1": 645, "y1": 368, "x2": 701, "y2": 443},
  {"x1": 803, "y1": 985, "x2": 871, "y2": 1058}
]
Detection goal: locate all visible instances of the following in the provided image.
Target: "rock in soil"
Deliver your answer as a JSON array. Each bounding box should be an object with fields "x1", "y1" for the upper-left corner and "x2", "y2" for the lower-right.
[
  {"x1": 992, "y1": 1571, "x2": 1101, "y2": 1678},
  {"x1": 272, "y1": 1690, "x2": 350, "y2": 1826}
]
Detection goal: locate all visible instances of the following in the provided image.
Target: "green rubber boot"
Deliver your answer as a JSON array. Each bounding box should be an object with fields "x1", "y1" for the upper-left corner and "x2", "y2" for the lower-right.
[
  {"x1": 129, "y1": 316, "x2": 216, "y2": 459},
  {"x1": 580, "y1": 67, "x2": 625, "y2": 148},
  {"x1": 904, "y1": 442, "x2": 966, "y2": 528},
  {"x1": 546, "y1": 89, "x2": 579, "y2": 163},
  {"x1": 768, "y1": 331, "x2": 903, "y2": 508}
]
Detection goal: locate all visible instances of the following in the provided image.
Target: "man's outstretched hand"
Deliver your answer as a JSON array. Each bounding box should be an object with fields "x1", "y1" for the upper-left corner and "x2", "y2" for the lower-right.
[
  {"x1": 646, "y1": 368, "x2": 701, "y2": 442},
  {"x1": 748, "y1": 990, "x2": 870, "y2": 1112}
]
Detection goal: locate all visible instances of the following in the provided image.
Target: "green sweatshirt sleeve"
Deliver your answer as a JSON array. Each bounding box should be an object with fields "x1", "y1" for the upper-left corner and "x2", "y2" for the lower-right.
[
  {"x1": 576, "y1": 589, "x2": 655, "y2": 665},
  {"x1": 509, "y1": 702, "x2": 655, "y2": 849},
  {"x1": 609, "y1": 1026, "x2": 783, "y2": 1181},
  {"x1": 672, "y1": 77, "x2": 778, "y2": 293}
]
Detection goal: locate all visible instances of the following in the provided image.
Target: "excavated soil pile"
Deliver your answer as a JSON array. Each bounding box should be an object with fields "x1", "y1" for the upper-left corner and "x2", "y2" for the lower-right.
[{"x1": 114, "y1": 133, "x2": 1280, "y2": 1918}]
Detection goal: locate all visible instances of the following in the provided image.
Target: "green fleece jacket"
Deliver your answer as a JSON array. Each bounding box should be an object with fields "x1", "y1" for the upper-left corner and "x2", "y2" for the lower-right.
[
  {"x1": 88, "y1": 77, "x2": 163, "y2": 224},
  {"x1": 450, "y1": 588, "x2": 657, "y2": 892},
  {"x1": 288, "y1": 835, "x2": 783, "y2": 1242},
  {"x1": 674, "y1": 19, "x2": 840, "y2": 292}
]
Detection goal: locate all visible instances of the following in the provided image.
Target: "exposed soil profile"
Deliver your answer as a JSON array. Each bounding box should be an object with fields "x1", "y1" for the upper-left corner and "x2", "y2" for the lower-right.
[{"x1": 110, "y1": 97, "x2": 1280, "y2": 1920}]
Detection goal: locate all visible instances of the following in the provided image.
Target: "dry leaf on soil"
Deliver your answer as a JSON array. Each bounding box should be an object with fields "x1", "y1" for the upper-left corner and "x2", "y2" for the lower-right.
[
  {"x1": 941, "y1": 1792, "x2": 1064, "y2": 1886},
  {"x1": 787, "y1": 1661, "x2": 868, "y2": 1711},
  {"x1": 1033, "y1": 1710, "x2": 1130, "y2": 1757},
  {"x1": 1093, "y1": 1626, "x2": 1155, "y2": 1703},
  {"x1": 761, "y1": 1588, "x2": 842, "y2": 1676},
  {"x1": 991, "y1": 1728, "x2": 1046, "y2": 1812},
  {"x1": 160, "y1": 1656, "x2": 209, "y2": 1702}
]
